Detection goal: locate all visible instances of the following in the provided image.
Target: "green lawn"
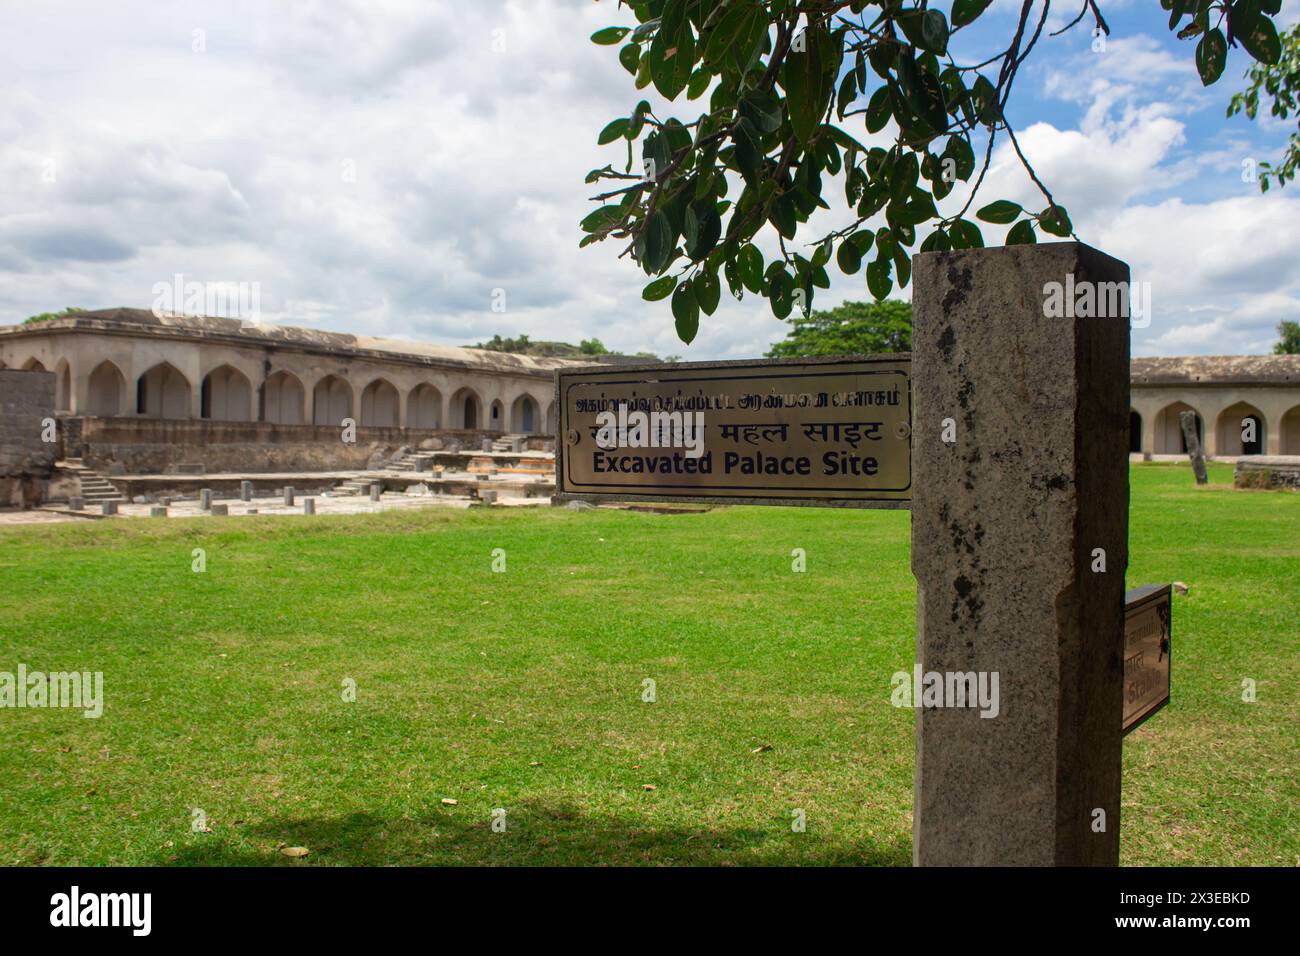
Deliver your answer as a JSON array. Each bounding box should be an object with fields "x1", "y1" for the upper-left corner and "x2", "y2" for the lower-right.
[{"x1": 0, "y1": 463, "x2": 1295, "y2": 866}]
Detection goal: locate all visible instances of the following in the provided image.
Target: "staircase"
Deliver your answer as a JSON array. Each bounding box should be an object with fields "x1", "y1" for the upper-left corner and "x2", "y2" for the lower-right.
[
  {"x1": 492, "y1": 434, "x2": 528, "y2": 452},
  {"x1": 384, "y1": 451, "x2": 438, "y2": 472},
  {"x1": 62, "y1": 459, "x2": 125, "y2": 504},
  {"x1": 333, "y1": 477, "x2": 375, "y2": 497}
]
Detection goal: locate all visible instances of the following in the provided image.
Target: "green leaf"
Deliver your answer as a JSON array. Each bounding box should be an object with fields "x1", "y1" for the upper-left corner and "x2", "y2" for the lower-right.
[
  {"x1": 694, "y1": 269, "x2": 721, "y2": 315},
  {"x1": 951, "y1": 0, "x2": 994, "y2": 28},
  {"x1": 738, "y1": 243, "x2": 764, "y2": 293},
  {"x1": 683, "y1": 199, "x2": 721, "y2": 260},
  {"x1": 1195, "y1": 28, "x2": 1227, "y2": 85},
  {"x1": 642, "y1": 275, "x2": 677, "y2": 301},
  {"x1": 580, "y1": 205, "x2": 624, "y2": 233},
  {"x1": 866, "y1": 257, "x2": 893, "y2": 301},
  {"x1": 783, "y1": 23, "x2": 833, "y2": 144},
  {"x1": 768, "y1": 268, "x2": 794, "y2": 319},
  {"x1": 1237, "y1": 14, "x2": 1281, "y2": 65},
  {"x1": 837, "y1": 237, "x2": 863, "y2": 275},
  {"x1": 1006, "y1": 220, "x2": 1037, "y2": 245},
  {"x1": 1038, "y1": 205, "x2": 1073, "y2": 237},
  {"x1": 686, "y1": 67, "x2": 712, "y2": 100},
  {"x1": 976, "y1": 200, "x2": 1022, "y2": 224},
  {"x1": 864, "y1": 86, "x2": 892, "y2": 133},
  {"x1": 732, "y1": 117, "x2": 764, "y2": 185},
  {"x1": 898, "y1": 10, "x2": 949, "y2": 55},
  {"x1": 643, "y1": 210, "x2": 674, "y2": 274},
  {"x1": 949, "y1": 218, "x2": 984, "y2": 249},
  {"x1": 598, "y1": 118, "x2": 629, "y2": 145},
  {"x1": 672, "y1": 278, "x2": 700, "y2": 343},
  {"x1": 591, "y1": 27, "x2": 631, "y2": 46},
  {"x1": 619, "y1": 43, "x2": 640, "y2": 75},
  {"x1": 896, "y1": 52, "x2": 949, "y2": 134}
]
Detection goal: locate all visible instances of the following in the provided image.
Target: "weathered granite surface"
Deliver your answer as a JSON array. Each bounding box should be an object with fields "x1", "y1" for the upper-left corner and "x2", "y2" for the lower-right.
[
  {"x1": 0, "y1": 368, "x2": 56, "y2": 507},
  {"x1": 911, "y1": 242, "x2": 1130, "y2": 866},
  {"x1": 1234, "y1": 455, "x2": 1300, "y2": 490}
]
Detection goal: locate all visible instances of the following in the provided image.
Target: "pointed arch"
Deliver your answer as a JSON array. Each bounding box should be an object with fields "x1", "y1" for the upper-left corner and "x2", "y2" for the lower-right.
[
  {"x1": 21, "y1": 357, "x2": 46, "y2": 372},
  {"x1": 1282, "y1": 404, "x2": 1300, "y2": 455},
  {"x1": 407, "y1": 383, "x2": 442, "y2": 430},
  {"x1": 200, "y1": 364, "x2": 253, "y2": 421},
  {"x1": 312, "y1": 374, "x2": 353, "y2": 426},
  {"x1": 1215, "y1": 401, "x2": 1266, "y2": 456},
  {"x1": 137, "y1": 362, "x2": 191, "y2": 418},
  {"x1": 54, "y1": 359, "x2": 71, "y2": 413},
  {"x1": 511, "y1": 394, "x2": 540, "y2": 433},
  {"x1": 359, "y1": 377, "x2": 400, "y2": 427},
  {"x1": 489, "y1": 398, "x2": 504, "y2": 430},
  {"x1": 449, "y1": 386, "x2": 482, "y2": 429},
  {"x1": 1153, "y1": 402, "x2": 1202, "y2": 455},
  {"x1": 264, "y1": 370, "x2": 306, "y2": 424},
  {"x1": 87, "y1": 361, "x2": 126, "y2": 417}
]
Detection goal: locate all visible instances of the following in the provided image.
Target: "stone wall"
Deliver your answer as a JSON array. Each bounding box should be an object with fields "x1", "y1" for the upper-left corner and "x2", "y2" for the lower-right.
[
  {"x1": 65, "y1": 417, "x2": 525, "y2": 474},
  {"x1": 0, "y1": 369, "x2": 56, "y2": 506},
  {"x1": 1234, "y1": 455, "x2": 1300, "y2": 491}
]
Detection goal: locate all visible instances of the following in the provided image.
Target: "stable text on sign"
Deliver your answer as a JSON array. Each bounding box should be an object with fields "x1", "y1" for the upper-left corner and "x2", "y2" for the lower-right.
[{"x1": 554, "y1": 356, "x2": 912, "y2": 508}]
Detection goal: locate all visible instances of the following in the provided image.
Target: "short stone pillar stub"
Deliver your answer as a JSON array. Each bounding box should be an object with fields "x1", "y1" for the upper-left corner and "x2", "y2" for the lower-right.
[
  {"x1": 284, "y1": 486, "x2": 295, "y2": 506},
  {"x1": 369, "y1": 483, "x2": 381, "y2": 501},
  {"x1": 68, "y1": 496, "x2": 84, "y2": 511},
  {"x1": 209, "y1": 504, "x2": 228, "y2": 516},
  {"x1": 150, "y1": 506, "x2": 167, "y2": 518},
  {"x1": 911, "y1": 242, "x2": 1130, "y2": 867},
  {"x1": 241, "y1": 480, "x2": 253, "y2": 501},
  {"x1": 101, "y1": 500, "x2": 117, "y2": 516},
  {"x1": 199, "y1": 488, "x2": 212, "y2": 510},
  {"x1": 304, "y1": 498, "x2": 315, "y2": 515}
]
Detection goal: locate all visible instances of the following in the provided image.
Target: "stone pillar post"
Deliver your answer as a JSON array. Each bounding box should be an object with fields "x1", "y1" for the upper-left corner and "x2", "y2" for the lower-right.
[{"x1": 911, "y1": 242, "x2": 1130, "y2": 866}]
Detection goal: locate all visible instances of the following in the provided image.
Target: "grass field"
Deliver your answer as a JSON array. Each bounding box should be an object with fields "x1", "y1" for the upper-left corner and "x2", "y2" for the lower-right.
[{"x1": 0, "y1": 463, "x2": 1295, "y2": 866}]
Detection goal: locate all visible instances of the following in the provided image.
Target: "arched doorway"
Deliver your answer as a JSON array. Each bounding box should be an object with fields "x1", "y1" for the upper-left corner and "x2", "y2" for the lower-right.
[
  {"x1": 87, "y1": 361, "x2": 126, "y2": 416},
  {"x1": 450, "y1": 388, "x2": 480, "y2": 429},
  {"x1": 511, "y1": 395, "x2": 538, "y2": 433},
  {"x1": 407, "y1": 384, "x2": 441, "y2": 430},
  {"x1": 312, "y1": 375, "x2": 352, "y2": 426},
  {"x1": 1153, "y1": 402, "x2": 1202, "y2": 455},
  {"x1": 264, "y1": 370, "x2": 305, "y2": 424},
  {"x1": 21, "y1": 357, "x2": 46, "y2": 372},
  {"x1": 1283, "y1": 405, "x2": 1300, "y2": 455},
  {"x1": 490, "y1": 399, "x2": 504, "y2": 430},
  {"x1": 1129, "y1": 410, "x2": 1142, "y2": 454},
  {"x1": 201, "y1": 365, "x2": 254, "y2": 421},
  {"x1": 54, "y1": 360, "x2": 71, "y2": 412},
  {"x1": 360, "y1": 378, "x2": 400, "y2": 427},
  {"x1": 1216, "y1": 402, "x2": 1266, "y2": 456},
  {"x1": 137, "y1": 363, "x2": 191, "y2": 419}
]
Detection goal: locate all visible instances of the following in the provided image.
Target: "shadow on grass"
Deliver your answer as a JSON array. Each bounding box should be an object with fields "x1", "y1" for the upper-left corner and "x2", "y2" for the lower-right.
[{"x1": 160, "y1": 804, "x2": 911, "y2": 867}]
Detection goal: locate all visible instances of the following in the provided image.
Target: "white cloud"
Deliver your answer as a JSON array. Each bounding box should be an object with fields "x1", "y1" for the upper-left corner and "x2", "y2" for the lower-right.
[{"x1": 0, "y1": 7, "x2": 1296, "y2": 360}]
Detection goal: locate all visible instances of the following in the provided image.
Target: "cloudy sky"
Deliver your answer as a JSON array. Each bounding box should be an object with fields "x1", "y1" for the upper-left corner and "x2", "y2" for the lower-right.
[{"x1": 1, "y1": 0, "x2": 1297, "y2": 359}]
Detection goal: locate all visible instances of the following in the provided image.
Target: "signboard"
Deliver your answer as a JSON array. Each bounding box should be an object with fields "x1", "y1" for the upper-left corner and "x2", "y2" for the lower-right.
[
  {"x1": 554, "y1": 356, "x2": 911, "y2": 508},
  {"x1": 1122, "y1": 584, "x2": 1173, "y2": 734}
]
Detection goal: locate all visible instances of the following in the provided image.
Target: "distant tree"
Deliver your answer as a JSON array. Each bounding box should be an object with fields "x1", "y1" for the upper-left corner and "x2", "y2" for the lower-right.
[
  {"x1": 1275, "y1": 319, "x2": 1300, "y2": 354},
  {"x1": 579, "y1": 337, "x2": 611, "y2": 354},
  {"x1": 1228, "y1": 21, "x2": 1300, "y2": 191},
  {"x1": 767, "y1": 298, "x2": 910, "y2": 358}
]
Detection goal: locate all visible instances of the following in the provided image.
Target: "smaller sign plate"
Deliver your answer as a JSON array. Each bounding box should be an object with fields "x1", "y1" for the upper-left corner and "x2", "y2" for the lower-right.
[{"x1": 1122, "y1": 583, "x2": 1172, "y2": 734}]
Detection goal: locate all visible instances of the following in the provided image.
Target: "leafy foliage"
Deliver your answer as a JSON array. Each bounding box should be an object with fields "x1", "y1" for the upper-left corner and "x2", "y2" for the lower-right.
[
  {"x1": 1274, "y1": 319, "x2": 1300, "y2": 354},
  {"x1": 766, "y1": 298, "x2": 911, "y2": 357},
  {"x1": 23, "y1": 307, "x2": 85, "y2": 325},
  {"x1": 583, "y1": 0, "x2": 1285, "y2": 343},
  {"x1": 1228, "y1": 19, "x2": 1299, "y2": 191}
]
